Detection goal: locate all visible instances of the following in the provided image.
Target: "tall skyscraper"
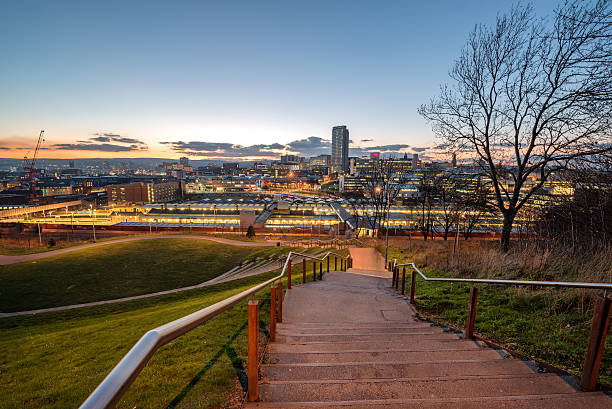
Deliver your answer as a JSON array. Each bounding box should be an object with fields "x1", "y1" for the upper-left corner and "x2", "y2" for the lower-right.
[{"x1": 331, "y1": 125, "x2": 349, "y2": 173}]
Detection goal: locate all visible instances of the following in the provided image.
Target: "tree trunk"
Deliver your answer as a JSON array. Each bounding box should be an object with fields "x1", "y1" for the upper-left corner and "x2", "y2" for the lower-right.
[{"x1": 500, "y1": 212, "x2": 515, "y2": 252}]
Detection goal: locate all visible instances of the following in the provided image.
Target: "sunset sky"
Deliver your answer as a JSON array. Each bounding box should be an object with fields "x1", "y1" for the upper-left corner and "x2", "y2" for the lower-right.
[{"x1": 0, "y1": 0, "x2": 558, "y2": 161}]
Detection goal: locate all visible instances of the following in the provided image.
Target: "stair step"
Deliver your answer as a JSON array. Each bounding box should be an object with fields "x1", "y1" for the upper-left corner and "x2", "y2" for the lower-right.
[
  {"x1": 259, "y1": 373, "x2": 576, "y2": 402},
  {"x1": 277, "y1": 321, "x2": 421, "y2": 328},
  {"x1": 269, "y1": 340, "x2": 480, "y2": 353},
  {"x1": 276, "y1": 332, "x2": 459, "y2": 343},
  {"x1": 269, "y1": 349, "x2": 503, "y2": 364},
  {"x1": 277, "y1": 324, "x2": 434, "y2": 334},
  {"x1": 262, "y1": 360, "x2": 533, "y2": 381},
  {"x1": 246, "y1": 392, "x2": 612, "y2": 408}
]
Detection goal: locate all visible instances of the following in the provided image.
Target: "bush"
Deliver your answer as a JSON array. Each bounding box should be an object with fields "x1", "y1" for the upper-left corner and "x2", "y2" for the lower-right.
[
  {"x1": 246, "y1": 225, "x2": 255, "y2": 238},
  {"x1": 48, "y1": 238, "x2": 56, "y2": 247}
]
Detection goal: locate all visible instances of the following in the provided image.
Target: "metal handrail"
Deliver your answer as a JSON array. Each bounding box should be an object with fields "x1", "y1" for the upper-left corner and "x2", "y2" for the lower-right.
[
  {"x1": 80, "y1": 249, "x2": 350, "y2": 409},
  {"x1": 394, "y1": 261, "x2": 612, "y2": 291}
]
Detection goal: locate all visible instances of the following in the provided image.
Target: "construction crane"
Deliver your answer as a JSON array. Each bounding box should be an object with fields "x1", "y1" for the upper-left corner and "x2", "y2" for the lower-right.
[{"x1": 23, "y1": 130, "x2": 45, "y2": 203}]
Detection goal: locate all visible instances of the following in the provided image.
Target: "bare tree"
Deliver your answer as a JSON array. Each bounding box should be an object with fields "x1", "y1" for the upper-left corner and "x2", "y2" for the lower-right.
[
  {"x1": 362, "y1": 158, "x2": 401, "y2": 237},
  {"x1": 419, "y1": 1, "x2": 612, "y2": 251},
  {"x1": 461, "y1": 178, "x2": 495, "y2": 240}
]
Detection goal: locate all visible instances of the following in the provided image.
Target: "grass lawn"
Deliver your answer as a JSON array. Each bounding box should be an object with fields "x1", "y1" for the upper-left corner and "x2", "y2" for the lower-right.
[
  {"x1": 0, "y1": 247, "x2": 338, "y2": 409},
  {"x1": 0, "y1": 238, "x2": 295, "y2": 312},
  {"x1": 0, "y1": 233, "x2": 157, "y2": 255},
  {"x1": 385, "y1": 245, "x2": 612, "y2": 386}
]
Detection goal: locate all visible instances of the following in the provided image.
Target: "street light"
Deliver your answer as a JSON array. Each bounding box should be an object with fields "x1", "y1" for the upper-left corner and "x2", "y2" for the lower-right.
[
  {"x1": 90, "y1": 205, "x2": 96, "y2": 242},
  {"x1": 384, "y1": 188, "x2": 391, "y2": 268}
]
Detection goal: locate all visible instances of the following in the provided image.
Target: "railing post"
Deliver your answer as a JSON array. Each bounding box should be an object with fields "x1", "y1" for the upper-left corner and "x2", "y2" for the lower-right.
[
  {"x1": 465, "y1": 287, "x2": 478, "y2": 340},
  {"x1": 335, "y1": 257, "x2": 337, "y2": 271},
  {"x1": 247, "y1": 300, "x2": 259, "y2": 402},
  {"x1": 396, "y1": 267, "x2": 400, "y2": 290},
  {"x1": 581, "y1": 296, "x2": 612, "y2": 391},
  {"x1": 392, "y1": 267, "x2": 397, "y2": 288},
  {"x1": 277, "y1": 282, "x2": 283, "y2": 323},
  {"x1": 287, "y1": 260, "x2": 292, "y2": 290},
  {"x1": 319, "y1": 261, "x2": 323, "y2": 280},
  {"x1": 270, "y1": 285, "x2": 277, "y2": 342},
  {"x1": 401, "y1": 267, "x2": 406, "y2": 295},
  {"x1": 302, "y1": 258, "x2": 306, "y2": 283},
  {"x1": 313, "y1": 261, "x2": 317, "y2": 281},
  {"x1": 327, "y1": 257, "x2": 329, "y2": 272},
  {"x1": 410, "y1": 268, "x2": 416, "y2": 304}
]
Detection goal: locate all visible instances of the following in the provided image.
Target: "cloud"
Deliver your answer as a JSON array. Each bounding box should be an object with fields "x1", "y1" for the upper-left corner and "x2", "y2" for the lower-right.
[
  {"x1": 90, "y1": 136, "x2": 111, "y2": 142},
  {"x1": 159, "y1": 137, "x2": 436, "y2": 160},
  {"x1": 51, "y1": 143, "x2": 140, "y2": 152},
  {"x1": 161, "y1": 136, "x2": 332, "y2": 158},
  {"x1": 286, "y1": 136, "x2": 331, "y2": 156},
  {"x1": 0, "y1": 146, "x2": 10, "y2": 150},
  {"x1": 89, "y1": 133, "x2": 147, "y2": 145},
  {"x1": 48, "y1": 132, "x2": 148, "y2": 152},
  {"x1": 112, "y1": 136, "x2": 146, "y2": 145},
  {"x1": 48, "y1": 133, "x2": 149, "y2": 152},
  {"x1": 361, "y1": 139, "x2": 373, "y2": 142},
  {"x1": 363, "y1": 144, "x2": 411, "y2": 152}
]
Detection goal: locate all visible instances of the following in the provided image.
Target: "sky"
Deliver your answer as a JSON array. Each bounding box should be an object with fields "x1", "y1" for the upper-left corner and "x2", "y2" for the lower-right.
[{"x1": 0, "y1": 0, "x2": 559, "y2": 161}]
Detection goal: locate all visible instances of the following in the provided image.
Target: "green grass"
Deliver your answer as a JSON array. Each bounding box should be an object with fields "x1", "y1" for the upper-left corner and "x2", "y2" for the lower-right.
[
  {"x1": 0, "y1": 245, "x2": 343, "y2": 409},
  {"x1": 0, "y1": 233, "x2": 160, "y2": 255},
  {"x1": 386, "y1": 245, "x2": 612, "y2": 386},
  {"x1": 0, "y1": 231, "x2": 270, "y2": 255},
  {"x1": 0, "y1": 272, "x2": 277, "y2": 409},
  {"x1": 0, "y1": 238, "x2": 295, "y2": 312}
]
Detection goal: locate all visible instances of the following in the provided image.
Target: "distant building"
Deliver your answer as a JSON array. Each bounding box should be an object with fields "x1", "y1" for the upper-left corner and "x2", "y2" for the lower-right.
[
  {"x1": 280, "y1": 155, "x2": 304, "y2": 164},
  {"x1": 222, "y1": 163, "x2": 239, "y2": 173},
  {"x1": 107, "y1": 181, "x2": 179, "y2": 204},
  {"x1": 42, "y1": 185, "x2": 73, "y2": 197},
  {"x1": 180, "y1": 157, "x2": 189, "y2": 166},
  {"x1": 412, "y1": 153, "x2": 420, "y2": 169},
  {"x1": 253, "y1": 162, "x2": 269, "y2": 171},
  {"x1": 309, "y1": 154, "x2": 331, "y2": 167},
  {"x1": 331, "y1": 125, "x2": 349, "y2": 173}
]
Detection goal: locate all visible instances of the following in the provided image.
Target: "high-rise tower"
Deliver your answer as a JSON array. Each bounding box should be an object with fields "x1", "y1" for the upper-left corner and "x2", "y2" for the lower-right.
[{"x1": 331, "y1": 125, "x2": 349, "y2": 173}]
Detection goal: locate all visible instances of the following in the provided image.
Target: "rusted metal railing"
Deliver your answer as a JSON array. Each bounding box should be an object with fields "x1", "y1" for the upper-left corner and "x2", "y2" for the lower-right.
[
  {"x1": 393, "y1": 260, "x2": 612, "y2": 392},
  {"x1": 79, "y1": 249, "x2": 351, "y2": 409}
]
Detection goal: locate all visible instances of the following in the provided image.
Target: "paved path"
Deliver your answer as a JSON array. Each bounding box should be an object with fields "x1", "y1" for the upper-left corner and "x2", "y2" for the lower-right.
[
  {"x1": 0, "y1": 234, "x2": 276, "y2": 266},
  {"x1": 248, "y1": 252, "x2": 612, "y2": 408},
  {"x1": 348, "y1": 247, "x2": 385, "y2": 271}
]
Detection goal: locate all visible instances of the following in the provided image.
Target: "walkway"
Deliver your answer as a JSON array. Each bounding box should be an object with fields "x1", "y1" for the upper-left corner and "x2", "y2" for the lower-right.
[
  {"x1": 248, "y1": 249, "x2": 612, "y2": 408},
  {"x1": 0, "y1": 234, "x2": 275, "y2": 266}
]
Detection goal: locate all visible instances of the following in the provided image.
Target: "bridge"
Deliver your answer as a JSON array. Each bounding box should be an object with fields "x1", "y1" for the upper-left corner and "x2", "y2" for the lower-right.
[{"x1": 80, "y1": 245, "x2": 612, "y2": 408}]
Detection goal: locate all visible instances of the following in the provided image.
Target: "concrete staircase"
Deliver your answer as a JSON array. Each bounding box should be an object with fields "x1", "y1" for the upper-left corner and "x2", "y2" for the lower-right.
[{"x1": 246, "y1": 264, "x2": 612, "y2": 408}]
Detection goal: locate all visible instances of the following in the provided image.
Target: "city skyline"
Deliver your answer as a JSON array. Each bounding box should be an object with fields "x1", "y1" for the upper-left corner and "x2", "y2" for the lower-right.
[{"x1": 0, "y1": 0, "x2": 559, "y2": 160}]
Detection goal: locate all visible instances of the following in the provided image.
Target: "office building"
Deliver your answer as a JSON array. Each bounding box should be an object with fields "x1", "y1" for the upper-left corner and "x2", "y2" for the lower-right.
[
  {"x1": 331, "y1": 125, "x2": 350, "y2": 173},
  {"x1": 107, "y1": 181, "x2": 179, "y2": 204}
]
